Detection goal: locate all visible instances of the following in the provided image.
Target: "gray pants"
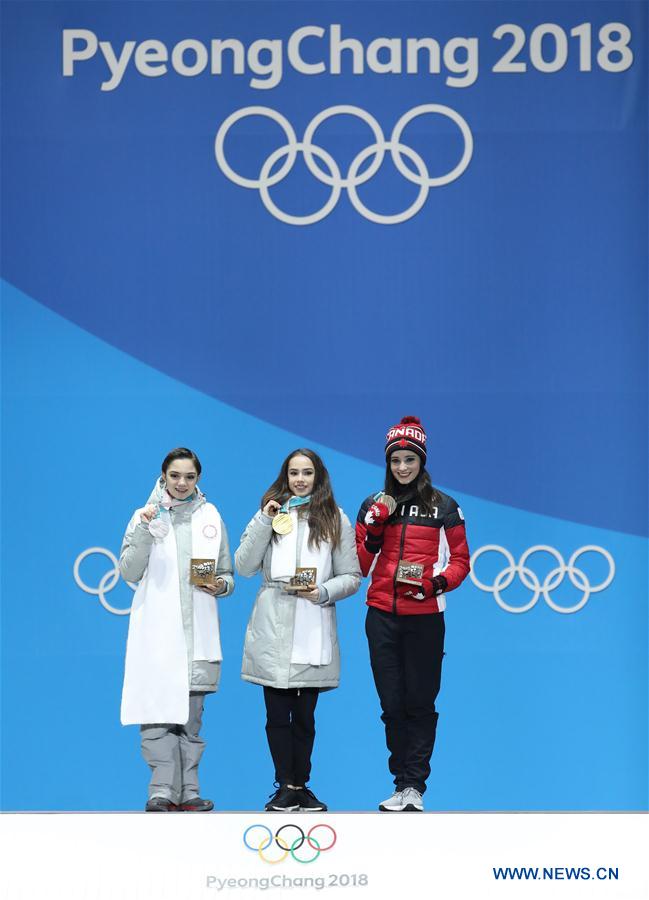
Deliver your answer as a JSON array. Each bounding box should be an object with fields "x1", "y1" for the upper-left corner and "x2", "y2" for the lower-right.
[{"x1": 140, "y1": 692, "x2": 206, "y2": 804}]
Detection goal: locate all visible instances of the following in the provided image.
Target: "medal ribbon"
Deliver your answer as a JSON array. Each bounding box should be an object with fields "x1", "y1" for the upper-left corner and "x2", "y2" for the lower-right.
[{"x1": 279, "y1": 495, "x2": 311, "y2": 513}]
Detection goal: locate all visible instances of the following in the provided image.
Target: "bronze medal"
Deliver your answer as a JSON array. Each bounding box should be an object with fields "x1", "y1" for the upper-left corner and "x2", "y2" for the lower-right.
[
  {"x1": 377, "y1": 493, "x2": 397, "y2": 515},
  {"x1": 396, "y1": 559, "x2": 424, "y2": 586},
  {"x1": 272, "y1": 512, "x2": 293, "y2": 535}
]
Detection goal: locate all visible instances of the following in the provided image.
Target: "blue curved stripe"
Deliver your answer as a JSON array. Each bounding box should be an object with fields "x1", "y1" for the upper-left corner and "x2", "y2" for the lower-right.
[{"x1": 2, "y1": 281, "x2": 647, "y2": 811}]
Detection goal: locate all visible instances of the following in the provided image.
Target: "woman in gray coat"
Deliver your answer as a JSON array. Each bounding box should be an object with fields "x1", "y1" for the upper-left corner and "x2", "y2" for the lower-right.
[
  {"x1": 119, "y1": 447, "x2": 234, "y2": 813},
  {"x1": 235, "y1": 448, "x2": 360, "y2": 812}
]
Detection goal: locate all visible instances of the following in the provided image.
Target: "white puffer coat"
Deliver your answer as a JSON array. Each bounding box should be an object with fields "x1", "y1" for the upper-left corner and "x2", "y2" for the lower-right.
[{"x1": 235, "y1": 509, "x2": 361, "y2": 690}]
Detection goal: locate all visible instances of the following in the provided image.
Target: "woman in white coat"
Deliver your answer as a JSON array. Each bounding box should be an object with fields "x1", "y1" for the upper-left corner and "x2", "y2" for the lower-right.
[
  {"x1": 119, "y1": 447, "x2": 234, "y2": 812},
  {"x1": 235, "y1": 448, "x2": 361, "y2": 812}
]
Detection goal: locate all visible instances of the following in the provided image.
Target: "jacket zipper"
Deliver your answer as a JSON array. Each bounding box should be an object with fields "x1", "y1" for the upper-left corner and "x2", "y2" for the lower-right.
[{"x1": 393, "y1": 523, "x2": 407, "y2": 614}]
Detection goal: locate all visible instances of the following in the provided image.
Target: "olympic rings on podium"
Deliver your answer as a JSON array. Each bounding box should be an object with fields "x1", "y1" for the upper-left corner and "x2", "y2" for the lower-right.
[{"x1": 242, "y1": 823, "x2": 337, "y2": 864}]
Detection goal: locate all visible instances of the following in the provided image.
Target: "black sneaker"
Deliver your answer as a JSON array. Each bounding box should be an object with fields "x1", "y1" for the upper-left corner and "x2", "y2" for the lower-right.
[
  {"x1": 265, "y1": 784, "x2": 300, "y2": 812},
  {"x1": 145, "y1": 797, "x2": 177, "y2": 812},
  {"x1": 295, "y1": 787, "x2": 327, "y2": 811},
  {"x1": 179, "y1": 797, "x2": 214, "y2": 812}
]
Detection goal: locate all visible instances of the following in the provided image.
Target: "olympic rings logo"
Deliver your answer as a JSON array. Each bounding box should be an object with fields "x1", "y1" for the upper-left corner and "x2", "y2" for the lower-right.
[
  {"x1": 73, "y1": 547, "x2": 135, "y2": 616},
  {"x1": 75, "y1": 542, "x2": 616, "y2": 617},
  {"x1": 214, "y1": 104, "x2": 473, "y2": 225},
  {"x1": 470, "y1": 545, "x2": 615, "y2": 614},
  {"x1": 243, "y1": 823, "x2": 336, "y2": 865}
]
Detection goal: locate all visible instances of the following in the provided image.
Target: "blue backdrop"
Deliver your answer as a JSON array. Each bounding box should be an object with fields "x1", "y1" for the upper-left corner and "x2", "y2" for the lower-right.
[{"x1": 1, "y1": 0, "x2": 647, "y2": 811}]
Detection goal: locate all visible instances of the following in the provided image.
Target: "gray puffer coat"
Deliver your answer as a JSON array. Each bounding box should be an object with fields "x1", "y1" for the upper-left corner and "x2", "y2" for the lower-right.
[
  {"x1": 119, "y1": 481, "x2": 234, "y2": 693},
  {"x1": 235, "y1": 509, "x2": 361, "y2": 690}
]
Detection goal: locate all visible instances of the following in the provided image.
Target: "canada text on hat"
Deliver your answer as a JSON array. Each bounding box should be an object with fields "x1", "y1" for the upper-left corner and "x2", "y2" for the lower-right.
[
  {"x1": 386, "y1": 424, "x2": 426, "y2": 445},
  {"x1": 384, "y1": 415, "x2": 428, "y2": 461}
]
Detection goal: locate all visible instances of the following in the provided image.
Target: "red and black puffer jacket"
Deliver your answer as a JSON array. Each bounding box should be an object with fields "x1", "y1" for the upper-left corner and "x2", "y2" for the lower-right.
[{"x1": 355, "y1": 489, "x2": 470, "y2": 615}]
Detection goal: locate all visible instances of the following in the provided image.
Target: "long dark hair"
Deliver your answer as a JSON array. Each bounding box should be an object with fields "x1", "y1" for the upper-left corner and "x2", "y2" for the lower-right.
[
  {"x1": 384, "y1": 460, "x2": 442, "y2": 515},
  {"x1": 261, "y1": 448, "x2": 341, "y2": 549}
]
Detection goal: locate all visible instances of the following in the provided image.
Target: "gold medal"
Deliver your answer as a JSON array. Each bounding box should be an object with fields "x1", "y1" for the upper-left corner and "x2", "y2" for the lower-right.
[
  {"x1": 376, "y1": 493, "x2": 397, "y2": 515},
  {"x1": 272, "y1": 512, "x2": 293, "y2": 535}
]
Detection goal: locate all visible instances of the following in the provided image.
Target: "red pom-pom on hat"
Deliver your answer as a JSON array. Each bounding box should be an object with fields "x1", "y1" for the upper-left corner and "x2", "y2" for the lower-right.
[{"x1": 400, "y1": 415, "x2": 421, "y2": 426}]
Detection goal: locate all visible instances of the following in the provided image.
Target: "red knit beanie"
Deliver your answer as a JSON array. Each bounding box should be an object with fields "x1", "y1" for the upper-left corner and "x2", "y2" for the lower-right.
[{"x1": 385, "y1": 415, "x2": 427, "y2": 463}]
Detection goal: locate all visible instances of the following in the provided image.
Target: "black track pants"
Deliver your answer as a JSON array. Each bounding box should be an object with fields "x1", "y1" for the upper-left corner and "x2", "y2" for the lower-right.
[
  {"x1": 263, "y1": 686, "x2": 320, "y2": 787},
  {"x1": 365, "y1": 605, "x2": 445, "y2": 794}
]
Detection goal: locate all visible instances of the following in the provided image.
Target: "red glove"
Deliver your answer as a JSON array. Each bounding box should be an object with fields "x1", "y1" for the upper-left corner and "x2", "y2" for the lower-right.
[
  {"x1": 403, "y1": 575, "x2": 448, "y2": 602},
  {"x1": 364, "y1": 502, "x2": 390, "y2": 536}
]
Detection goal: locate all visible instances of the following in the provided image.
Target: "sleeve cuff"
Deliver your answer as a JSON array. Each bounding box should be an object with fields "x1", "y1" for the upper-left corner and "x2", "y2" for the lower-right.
[
  {"x1": 364, "y1": 535, "x2": 383, "y2": 554},
  {"x1": 134, "y1": 522, "x2": 154, "y2": 542}
]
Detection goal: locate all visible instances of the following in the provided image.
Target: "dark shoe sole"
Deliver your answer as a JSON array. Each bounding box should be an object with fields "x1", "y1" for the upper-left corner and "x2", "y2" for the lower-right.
[
  {"x1": 402, "y1": 804, "x2": 423, "y2": 811},
  {"x1": 145, "y1": 803, "x2": 177, "y2": 812},
  {"x1": 180, "y1": 804, "x2": 214, "y2": 812}
]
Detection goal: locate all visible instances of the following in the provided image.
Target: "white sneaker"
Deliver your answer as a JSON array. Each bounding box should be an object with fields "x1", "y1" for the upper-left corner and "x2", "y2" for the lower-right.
[
  {"x1": 379, "y1": 790, "x2": 406, "y2": 812},
  {"x1": 401, "y1": 787, "x2": 424, "y2": 811}
]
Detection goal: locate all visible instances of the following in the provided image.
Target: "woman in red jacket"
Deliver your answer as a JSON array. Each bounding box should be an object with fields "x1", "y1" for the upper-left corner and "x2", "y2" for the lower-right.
[{"x1": 356, "y1": 416, "x2": 470, "y2": 812}]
